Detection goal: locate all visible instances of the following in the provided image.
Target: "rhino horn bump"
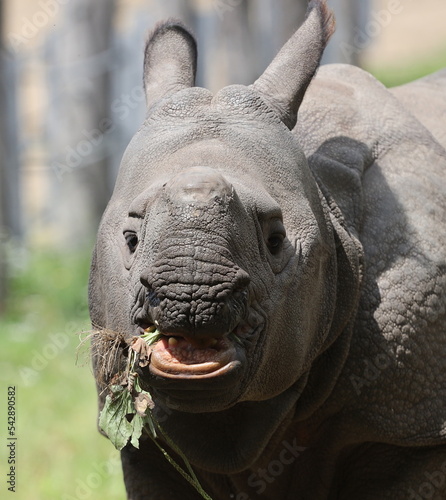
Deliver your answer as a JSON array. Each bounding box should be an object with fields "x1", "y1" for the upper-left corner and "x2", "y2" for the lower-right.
[
  {"x1": 143, "y1": 19, "x2": 197, "y2": 110},
  {"x1": 165, "y1": 166, "x2": 233, "y2": 206},
  {"x1": 251, "y1": 0, "x2": 335, "y2": 130}
]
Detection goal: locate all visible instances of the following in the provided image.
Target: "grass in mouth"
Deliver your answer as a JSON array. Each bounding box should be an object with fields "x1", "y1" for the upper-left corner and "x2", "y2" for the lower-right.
[{"x1": 82, "y1": 327, "x2": 213, "y2": 500}]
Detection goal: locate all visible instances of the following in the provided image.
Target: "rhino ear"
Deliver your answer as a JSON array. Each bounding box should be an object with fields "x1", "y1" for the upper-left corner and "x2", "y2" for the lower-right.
[
  {"x1": 251, "y1": 0, "x2": 335, "y2": 130},
  {"x1": 143, "y1": 20, "x2": 197, "y2": 110}
]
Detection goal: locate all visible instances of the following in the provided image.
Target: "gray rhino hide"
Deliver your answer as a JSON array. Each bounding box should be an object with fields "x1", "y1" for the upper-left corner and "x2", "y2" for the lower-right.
[{"x1": 88, "y1": 1, "x2": 446, "y2": 498}]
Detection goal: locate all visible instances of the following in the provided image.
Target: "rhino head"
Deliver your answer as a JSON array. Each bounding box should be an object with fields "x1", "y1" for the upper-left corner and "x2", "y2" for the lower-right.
[{"x1": 89, "y1": 0, "x2": 362, "y2": 472}]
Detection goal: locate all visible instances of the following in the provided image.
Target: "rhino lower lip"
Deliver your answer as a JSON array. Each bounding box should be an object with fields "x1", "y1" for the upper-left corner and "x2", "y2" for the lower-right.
[{"x1": 149, "y1": 334, "x2": 238, "y2": 377}]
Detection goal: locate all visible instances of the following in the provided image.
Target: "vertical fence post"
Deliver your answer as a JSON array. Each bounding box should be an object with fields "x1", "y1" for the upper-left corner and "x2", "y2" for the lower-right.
[
  {"x1": 44, "y1": 0, "x2": 116, "y2": 248},
  {"x1": 0, "y1": 0, "x2": 21, "y2": 311}
]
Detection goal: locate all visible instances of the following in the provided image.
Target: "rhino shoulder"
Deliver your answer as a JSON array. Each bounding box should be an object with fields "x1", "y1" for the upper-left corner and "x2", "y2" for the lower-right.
[
  {"x1": 294, "y1": 64, "x2": 446, "y2": 234},
  {"x1": 293, "y1": 64, "x2": 392, "y2": 236},
  {"x1": 299, "y1": 65, "x2": 446, "y2": 446}
]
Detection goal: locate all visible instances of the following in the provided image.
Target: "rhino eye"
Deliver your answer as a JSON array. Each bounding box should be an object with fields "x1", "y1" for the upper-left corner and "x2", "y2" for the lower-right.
[
  {"x1": 267, "y1": 234, "x2": 284, "y2": 255},
  {"x1": 265, "y1": 217, "x2": 286, "y2": 256},
  {"x1": 124, "y1": 232, "x2": 139, "y2": 253}
]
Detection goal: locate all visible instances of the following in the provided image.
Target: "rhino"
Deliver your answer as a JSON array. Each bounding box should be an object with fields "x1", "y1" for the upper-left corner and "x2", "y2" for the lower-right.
[{"x1": 88, "y1": 0, "x2": 446, "y2": 498}]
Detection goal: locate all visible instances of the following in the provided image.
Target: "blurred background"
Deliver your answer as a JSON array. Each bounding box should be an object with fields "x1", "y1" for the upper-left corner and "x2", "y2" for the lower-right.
[{"x1": 0, "y1": 0, "x2": 445, "y2": 498}]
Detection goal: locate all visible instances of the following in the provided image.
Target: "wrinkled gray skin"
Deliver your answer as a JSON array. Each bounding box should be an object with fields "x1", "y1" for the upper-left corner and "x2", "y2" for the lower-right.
[{"x1": 89, "y1": 1, "x2": 446, "y2": 498}]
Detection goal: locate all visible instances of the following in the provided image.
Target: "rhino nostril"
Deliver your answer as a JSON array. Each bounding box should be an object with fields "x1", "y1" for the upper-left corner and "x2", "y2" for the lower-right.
[
  {"x1": 140, "y1": 269, "x2": 160, "y2": 306},
  {"x1": 234, "y1": 271, "x2": 251, "y2": 292},
  {"x1": 140, "y1": 273, "x2": 150, "y2": 289},
  {"x1": 146, "y1": 289, "x2": 161, "y2": 307}
]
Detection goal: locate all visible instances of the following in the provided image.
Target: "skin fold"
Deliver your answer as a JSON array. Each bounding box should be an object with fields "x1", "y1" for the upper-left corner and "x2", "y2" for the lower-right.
[{"x1": 88, "y1": 1, "x2": 446, "y2": 498}]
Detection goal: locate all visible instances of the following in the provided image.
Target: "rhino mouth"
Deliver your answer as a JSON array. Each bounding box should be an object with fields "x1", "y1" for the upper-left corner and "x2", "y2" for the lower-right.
[
  {"x1": 147, "y1": 331, "x2": 241, "y2": 379},
  {"x1": 133, "y1": 304, "x2": 264, "y2": 403},
  {"x1": 135, "y1": 322, "x2": 261, "y2": 411}
]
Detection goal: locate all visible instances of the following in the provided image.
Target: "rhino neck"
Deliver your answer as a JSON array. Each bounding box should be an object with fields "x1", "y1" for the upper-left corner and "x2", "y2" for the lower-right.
[
  {"x1": 152, "y1": 378, "x2": 307, "y2": 474},
  {"x1": 293, "y1": 182, "x2": 364, "y2": 422}
]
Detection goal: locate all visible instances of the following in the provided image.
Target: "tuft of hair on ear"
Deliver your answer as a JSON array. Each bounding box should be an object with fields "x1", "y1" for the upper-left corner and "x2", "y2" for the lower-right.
[
  {"x1": 144, "y1": 18, "x2": 197, "y2": 96},
  {"x1": 308, "y1": 0, "x2": 336, "y2": 48},
  {"x1": 143, "y1": 19, "x2": 197, "y2": 84}
]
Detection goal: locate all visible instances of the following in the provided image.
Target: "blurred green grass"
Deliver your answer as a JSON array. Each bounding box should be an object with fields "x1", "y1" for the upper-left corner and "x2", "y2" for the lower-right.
[
  {"x1": 367, "y1": 44, "x2": 446, "y2": 88},
  {"x1": 0, "y1": 250, "x2": 126, "y2": 500}
]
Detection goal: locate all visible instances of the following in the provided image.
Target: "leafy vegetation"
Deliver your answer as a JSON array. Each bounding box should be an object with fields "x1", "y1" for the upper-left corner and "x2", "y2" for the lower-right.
[{"x1": 96, "y1": 327, "x2": 214, "y2": 500}]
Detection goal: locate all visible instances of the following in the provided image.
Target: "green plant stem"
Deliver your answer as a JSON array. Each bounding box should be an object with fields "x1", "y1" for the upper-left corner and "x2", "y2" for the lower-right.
[
  {"x1": 144, "y1": 423, "x2": 213, "y2": 500},
  {"x1": 123, "y1": 334, "x2": 213, "y2": 499}
]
